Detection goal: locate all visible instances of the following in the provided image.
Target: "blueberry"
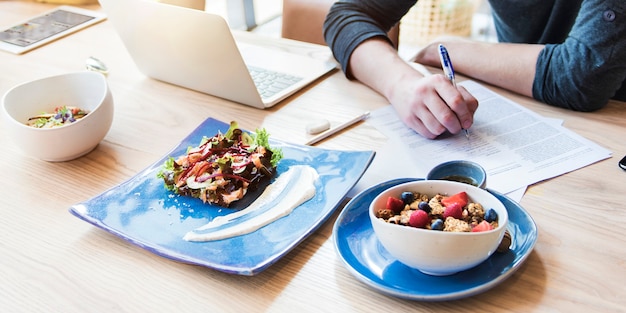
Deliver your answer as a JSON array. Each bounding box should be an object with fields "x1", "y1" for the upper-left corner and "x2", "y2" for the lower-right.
[
  {"x1": 400, "y1": 191, "x2": 414, "y2": 204},
  {"x1": 484, "y1": 208, "x2": 498, "y2": 222},
  {"x1": 431, "y1": 219, "x2": 444, "y2": 231},
  {"x1": 418, "y1": 201, "x2": 431, "y2": 213}
]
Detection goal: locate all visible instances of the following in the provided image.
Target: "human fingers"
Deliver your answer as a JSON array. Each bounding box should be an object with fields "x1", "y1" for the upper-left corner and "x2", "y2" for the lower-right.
[
  {"x1": 418, "y1": 75, "x2": 466, "y2": 134},
  {"x1": 401, "y1": 113, "x2": 440, "y2": 139},
  {"x1": 429, "y1": 76, "x2": 479, "y2": 131},
  {"x1": 456, "y1": 86, "x2": 479, "y2": 129},
  {"x1": 397, "y1": 75, "x2": 460, "y2": 138},
  {"x1": 391, "y1": 97, "x2": 442, "y2": 139}
]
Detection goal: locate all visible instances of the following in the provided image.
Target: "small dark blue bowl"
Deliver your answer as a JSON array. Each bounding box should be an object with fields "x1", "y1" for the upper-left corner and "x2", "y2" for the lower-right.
[{"x1": 426, "y1": 160, "x2": 487, "y2": 189}]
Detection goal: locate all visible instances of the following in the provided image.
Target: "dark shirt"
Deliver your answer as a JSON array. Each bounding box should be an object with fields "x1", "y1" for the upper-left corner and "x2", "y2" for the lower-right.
[{"x1": 324, "y1": 0, "x2": 626, "y2": 111}]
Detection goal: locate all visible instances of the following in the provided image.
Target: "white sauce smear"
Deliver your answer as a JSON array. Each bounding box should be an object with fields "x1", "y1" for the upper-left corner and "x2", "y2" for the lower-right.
[{"x1": 183, "y1": 165, "x2": 319, "y2": 242}]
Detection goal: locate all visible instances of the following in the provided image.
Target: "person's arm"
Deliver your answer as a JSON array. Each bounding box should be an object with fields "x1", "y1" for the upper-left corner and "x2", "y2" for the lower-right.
[
  {"x1": 533, "y1": 0, "x2": 626, "y2": 110},
  {"x1": 324, "y1": 0, "x2": 478, "y2": 139},
  {"x1": 415, "y1": 0, "x2": 626, "y2": 111},
  {"x1": 323, "y1": 0, "x2": 413, "y2": 79},
  {"x1": 413, "y1": 40, "x2": 543, "y2": 98}
]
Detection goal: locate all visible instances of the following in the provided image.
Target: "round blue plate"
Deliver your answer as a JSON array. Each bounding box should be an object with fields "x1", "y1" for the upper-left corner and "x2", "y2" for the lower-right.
[{"x1": 333, "y1": 178, "x2": 537, "y2": 301}]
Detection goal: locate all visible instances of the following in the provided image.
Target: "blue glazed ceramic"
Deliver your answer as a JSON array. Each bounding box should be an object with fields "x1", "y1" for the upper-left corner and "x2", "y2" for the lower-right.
[
  {"x1": 333, "y1": 178, "x2": 537, "y2": 301},
  {"x1": 427, "y1": 160, "x2": 487, "y2": 189},
  {"x1": 69, "y1": 117, "x2": 375, "y2": 275}
]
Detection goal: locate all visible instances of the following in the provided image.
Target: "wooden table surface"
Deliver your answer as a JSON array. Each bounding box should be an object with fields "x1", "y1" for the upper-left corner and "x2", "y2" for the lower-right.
[{"x1": 2, "y1": 2, "x2": 626, "y2": 312}]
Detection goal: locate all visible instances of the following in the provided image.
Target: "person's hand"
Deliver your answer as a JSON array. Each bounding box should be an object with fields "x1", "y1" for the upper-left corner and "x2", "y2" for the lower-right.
[
  {"x1": 388, "y1": 73, "x2": 478, "y2": 139},
  {"x1": 345, "y1": 37, "x2": 478, "y2": 139}
]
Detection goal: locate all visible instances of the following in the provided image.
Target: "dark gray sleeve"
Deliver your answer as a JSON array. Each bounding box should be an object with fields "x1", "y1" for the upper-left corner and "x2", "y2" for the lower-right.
[
  {"x1": 533, "y1": 0, "x2": 626, "y2": 110},
  {"x1": 323, "y1": 0, "x2": 416, "y2": 79}
]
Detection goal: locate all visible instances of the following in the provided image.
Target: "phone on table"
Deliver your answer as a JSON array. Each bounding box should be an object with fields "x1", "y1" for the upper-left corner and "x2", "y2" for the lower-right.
[{"x1": 0, "y1": 6, "x2": 106, "y2": 54}]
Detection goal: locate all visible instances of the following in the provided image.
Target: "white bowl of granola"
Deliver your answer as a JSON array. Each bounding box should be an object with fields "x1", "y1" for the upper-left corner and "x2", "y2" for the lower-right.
[
  {"x1": 1, "y1": 71, "x2": 114, "y2": 162},
  {"x1": 369, "y1": 180, "x2": 508, "y2": 276}
]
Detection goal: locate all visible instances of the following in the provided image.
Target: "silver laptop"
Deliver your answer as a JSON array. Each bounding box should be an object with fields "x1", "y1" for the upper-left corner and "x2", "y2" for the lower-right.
[{"x1": 98, "y1": 0, "x2": 336, "y2": 108}]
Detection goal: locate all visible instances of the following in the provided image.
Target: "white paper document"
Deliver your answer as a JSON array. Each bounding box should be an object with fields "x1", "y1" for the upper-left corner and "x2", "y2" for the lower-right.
[{"x1": 352, "y1": 80, "x2": 612, "y2": 198}]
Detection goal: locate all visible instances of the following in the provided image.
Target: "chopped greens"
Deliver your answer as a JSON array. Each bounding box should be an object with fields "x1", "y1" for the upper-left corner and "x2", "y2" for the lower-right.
[{"x1": 26, "y1": 106, "x2": 89, "y2": 128}]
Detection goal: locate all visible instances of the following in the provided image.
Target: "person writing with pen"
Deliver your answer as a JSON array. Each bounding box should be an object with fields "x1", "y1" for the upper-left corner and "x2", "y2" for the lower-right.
[{"x1": 323, "y1": 0, "x2": 626, "y2": 139}]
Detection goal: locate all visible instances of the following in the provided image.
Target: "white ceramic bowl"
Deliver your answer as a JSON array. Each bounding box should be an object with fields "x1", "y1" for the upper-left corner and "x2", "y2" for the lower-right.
[
  {"x1": 369, "y1": 180, "x2": 508, "y2": 276},
  {"x1": 2, "y1": 71, "x2": 114, "y2": 162}
]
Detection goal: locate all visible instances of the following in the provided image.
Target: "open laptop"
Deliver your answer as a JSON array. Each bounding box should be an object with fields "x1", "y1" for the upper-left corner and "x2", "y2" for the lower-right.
[{"x1": 98, "y1": 0, "x2": 336, "y2": 108}]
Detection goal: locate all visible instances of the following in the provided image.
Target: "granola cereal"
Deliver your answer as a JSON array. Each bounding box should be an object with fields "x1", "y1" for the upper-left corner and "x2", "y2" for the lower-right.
[{"x1": 376, "y1": 191, "x2": 499, "y2": 233}]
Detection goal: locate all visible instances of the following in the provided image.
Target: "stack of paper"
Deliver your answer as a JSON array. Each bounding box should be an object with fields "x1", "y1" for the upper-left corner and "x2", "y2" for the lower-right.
[{"x1": 351, "y1": 80, "x2": 612, "y2": 202}]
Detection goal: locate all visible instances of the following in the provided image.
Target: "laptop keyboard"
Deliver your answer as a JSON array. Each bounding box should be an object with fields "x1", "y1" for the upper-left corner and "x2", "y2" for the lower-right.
[{"x1": 248, "y1": 66, "x2": 303, "y2": 99}]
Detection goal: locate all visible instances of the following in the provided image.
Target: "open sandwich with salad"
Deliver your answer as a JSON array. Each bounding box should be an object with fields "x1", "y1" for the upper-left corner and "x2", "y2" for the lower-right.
[{"x1": 157, "y1": 121, "x2": 283, "y2": 208}]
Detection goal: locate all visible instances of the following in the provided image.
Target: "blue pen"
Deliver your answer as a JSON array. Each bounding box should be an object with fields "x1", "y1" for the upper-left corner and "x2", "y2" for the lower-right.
[
  {"x1": 438, "y1": 44, "x2": 456, "y2": 88},
  {"x1": 438, "y1": 44, "x2": 469, "y2": 139}
]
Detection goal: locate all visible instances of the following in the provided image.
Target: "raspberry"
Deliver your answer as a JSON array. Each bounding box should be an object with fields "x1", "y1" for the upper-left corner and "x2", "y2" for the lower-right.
[
  {"x1": 409, "y1": 210, "x2": 429, "y2": 228},
  {"x1": 443, "y1": 203, "x2": 463, "y2": 219}
]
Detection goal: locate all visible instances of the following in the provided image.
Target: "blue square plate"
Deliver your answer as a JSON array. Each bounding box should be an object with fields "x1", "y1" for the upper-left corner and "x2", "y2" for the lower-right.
[
  {"x1": 70, "y1": 117, "x2": 375, "y2": 275},
  {"x1": 333, "y1": 178, "x2": 538, "y2": 300}
]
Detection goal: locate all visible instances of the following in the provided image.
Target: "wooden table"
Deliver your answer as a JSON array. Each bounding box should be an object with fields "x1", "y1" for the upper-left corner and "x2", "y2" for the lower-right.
[{"x1": 2, "y1": 2, "x2": 626, "y2": 312}]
